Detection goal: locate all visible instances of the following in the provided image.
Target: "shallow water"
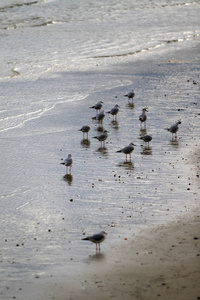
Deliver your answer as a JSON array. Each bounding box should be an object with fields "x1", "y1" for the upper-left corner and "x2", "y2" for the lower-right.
[{"x1": 0, "y1": 0, "x2": 200, "y2": 299}]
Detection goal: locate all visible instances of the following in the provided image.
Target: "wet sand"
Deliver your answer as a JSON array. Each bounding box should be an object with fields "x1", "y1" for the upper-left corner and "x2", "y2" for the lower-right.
[
  {"x1": 30, "y1": 44, "x2": 200, "y2": 300},
  {"x1": 45, "y1": 204, "x2": 200, "y2": 300},
  {"x1": 1, "y1": 40, "x2": 200, "y2": 300}
]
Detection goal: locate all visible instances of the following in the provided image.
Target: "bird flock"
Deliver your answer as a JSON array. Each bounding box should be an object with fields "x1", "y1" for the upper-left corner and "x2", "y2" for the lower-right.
[{"x1": 60, "y1": 88, "x2": 182, "y2": 251}]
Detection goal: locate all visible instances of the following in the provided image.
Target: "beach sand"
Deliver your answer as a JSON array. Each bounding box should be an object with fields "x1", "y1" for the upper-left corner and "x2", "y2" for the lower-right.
[
  {"x1": 39, "y1": 42, "x2": 200, "y2": 300},
  {"x1": 1, "y1": 39, "x2": 199, "y2": 300},
  {"x1": 33, "y1": 143, "x2": 200, "y2": 300}
]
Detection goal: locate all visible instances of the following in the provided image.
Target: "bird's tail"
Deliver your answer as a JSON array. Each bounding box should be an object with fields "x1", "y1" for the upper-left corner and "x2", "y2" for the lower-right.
[
  {"x1": 116, "y1": 150, "x2": 122, "y2": 153},
  {"x1": 82, "y1": 237, "x2": 89, "y2": 240},
  {"x1": 93, "y1": 136, "x2": 98, "y2": 139},
  {"x1": 164, "y1": 128, "x2": 170, "y2": 131},
  {"x1": 60, "y1": 162, "x2": 65, "y2": 165}
]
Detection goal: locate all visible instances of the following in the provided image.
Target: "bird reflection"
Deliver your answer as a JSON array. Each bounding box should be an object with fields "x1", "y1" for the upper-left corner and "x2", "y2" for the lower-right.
[
  {"x1": 81, "y1": 139, "x2": 90, "y2": 147},
  {"x1": 139, "y1": 128, "x2": 147, "y2": 136},
  {"x1": 110, "y1": 120, "x2": 119, "y2": 129},
  {"x1": 97, "y1": 147, "x2": 108, "y2": 156},
  {"x1": 88, "y1": 253, "x2": 106, "y2": 261},
  {"x1": 63, "y1": 174, "x2": 73, "y2": 185},
  {"x1": 126, "y1": 102, "x2": 134, "y2": 109},
  {"x1": 141, "y1": 147, "x2": 152, "y2": 155},
  {"x1": 169, "y1": 139, "x2": 180, "y2": 148},
  {"x1": 96, "y1": 125, "x2": 104, "y2": 132},
  {"x1": 118, "y1": 161, "x2": 134, "y2": 170}
]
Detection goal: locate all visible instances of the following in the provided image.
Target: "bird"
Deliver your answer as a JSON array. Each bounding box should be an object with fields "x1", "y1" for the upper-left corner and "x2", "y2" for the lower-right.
[
  {"x1": 106, "y1": 104, "x2": 120, "y2": 121},
  {"x1": 82, "y1": 231, "x2": 107, "y2": 251},
  {"x1": 165, "y1": 121, "x2": 181, "y2": 139},
  {"x1": 78, "y1": 125, "x2": 90, "y2": 140},
  {"x1": 90, "y1": 101, "x2": 103, "y2": 114},
  {"x1": 92, "y1": 110, "x2": 105, "y2": 124},
  {"x1": 116, "y1": 142, "x2": 136, "y2": 162},
  {"x1": 140, "y1": 134, "x2": 152, "y2": 148},
  {"x1": 60, "y1": 154, "x2": 73, "y2": 174},
  {"x1": 139, "y1": 108, "x2": 148, "y2": 128},
  {"x1": 93, "y1": 130, "x2": 109, "y2": 147},
  {"x1": 124, "y1": 89, "x2": 135, "y2": 103}
]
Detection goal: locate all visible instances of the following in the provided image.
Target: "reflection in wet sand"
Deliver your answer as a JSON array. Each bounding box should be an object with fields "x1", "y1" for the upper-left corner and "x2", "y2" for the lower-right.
[
  {"x1": 96, "y1": 147, "x2": 108, "y2": 156},
  {"x1": 139, "y1": 128, "x2": 147, "y2": 136},
  {"x1": 110, "y1": 120, "x2": 119, "y2": 129},
  {"x1": 81, "y1": 139, "x2": 90, "y2": 148},
  {"x1": 87, "y1": 253, "x2": 106, "y2": 262},
  {"x1": 96, "y1": 125, "x2": 104, "y2": 132},
  {"x1": 118, "y1": 161, "x2": 135, "y2": 170},
  {"x1": 126, "y1": 103, "x2": 135, "y2": 109},
  {"x1": 169, "y1": 139, "x2": 180, "y2": 149},
  {"x1": 63, "y1": 174, "x2": 73, "y2": 185},
  {"x1": 141, "y1": 147, "x2": 152, "y2": 155}
]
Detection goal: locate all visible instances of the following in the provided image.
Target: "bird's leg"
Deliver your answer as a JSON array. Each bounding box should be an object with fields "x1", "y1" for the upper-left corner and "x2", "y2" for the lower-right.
[
  {"x1": 130, "y1": 153, "x2": 131, "y2": 162},
  {"x1": 99, "y1": 243, "x2": 101, "y2": 251}
]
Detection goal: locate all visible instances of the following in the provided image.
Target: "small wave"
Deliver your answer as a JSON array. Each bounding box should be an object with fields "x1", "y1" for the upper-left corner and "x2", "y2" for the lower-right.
[
  {"x1": 0, "y1": 1, "x2": 38, "y2": 12},
  {"x1": 92, "y1": 34, "x2": 199, "y2": 59}
]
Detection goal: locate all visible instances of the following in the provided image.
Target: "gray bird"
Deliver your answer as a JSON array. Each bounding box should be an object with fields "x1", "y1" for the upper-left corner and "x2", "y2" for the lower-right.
[
  {"x1": 93, "y1": 130, "x2": 109, "y2": 147},
  {"x1": 106, "y1": 104, "x2": 120, "y2": 121},
  {"x1": 116, "y1": 142, "x2": 136, "y2": 162},
  {"x1": 165, "y1": 121, "x2": 181, "y2": 139},
  {"x1": 140, "y1": 134, "x2": 152, "y2": 148},
  {"x1": 92, "y1": 110, "x2": 105, "y2": 124},
  {"x1": 82, "y1": 231, "x2": 107, "y2": 251},
  {"x1": 124, "y1": 89, "x2": 135, "y2": 103},
  {"x1": 90, "y1": 101, "x2": 103, "y2": 114},
  {"x1": 78, "y1": 125, "x2": 91, "y2": 139},
  {"x1": 139, "y1": 108, "x2": 148, "y2": 128},
  {"x1": 60, "y1": 154, "x2": 73, "y2": 174}
]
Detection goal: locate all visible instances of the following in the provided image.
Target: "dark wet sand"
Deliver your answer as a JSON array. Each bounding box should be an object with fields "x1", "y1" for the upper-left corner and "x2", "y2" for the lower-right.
[
  {"x1": 2, "y1": 41, "x2": 199, "y2": 300},
  {"x1": 28, "y1": 43, "x2": 200, "y2": 300}
]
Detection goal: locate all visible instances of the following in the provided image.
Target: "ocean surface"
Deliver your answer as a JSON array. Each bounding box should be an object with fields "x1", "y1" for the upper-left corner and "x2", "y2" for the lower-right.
[{"x1": 0, "y1": 0, "x2": 200, "y2": 299}]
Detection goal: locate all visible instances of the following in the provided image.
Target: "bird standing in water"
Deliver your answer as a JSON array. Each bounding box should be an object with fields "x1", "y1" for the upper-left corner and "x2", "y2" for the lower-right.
[
  {"x1": 82, "y1": 231, "x2": 107, "y2": 251},
  {"x1": 165, "y1": 121, "x2": 181, "y2": 139},
  {"x1": 139, "y1": 108, "x2": 148, "y2": 128},
  {"x1": 106, "y1": 104, "x2": 120, "y2": 121},
  {"x1": 60, "y1": 154, "x2": 73, "y2": 174},
  {"x1": 124, "y1": 89, "x2": 135, "y2": 103},
  {"x1": 116, "y1": 142, "x2": 136, "y2": 162}
]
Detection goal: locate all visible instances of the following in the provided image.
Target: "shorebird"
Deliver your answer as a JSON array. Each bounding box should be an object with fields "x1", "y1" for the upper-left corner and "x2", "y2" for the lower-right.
[
  {"x1": 82, "y1": 231, "x2": 107, "y2": 251},
  {"x1": 165, "y1": 121, "x2": 181, "y2": 139},
  {"x1": 60, "y1": 154, "x2": 73, "y2": 174},
  {"x1": 106, "y1": 104, "x2": 120, "y2": 121},
  {"x1": 116, "y1": 142, "x2": 136, "y2": 162},
  {"x1": 92, "y1": 110, "x2": 105, "y2": 125},
  {"x1": 139, "y1": 108, "x2": 148, "y2": 128},
  {"x1": 90, "y1": 101, "x2": 103, "y2": 114},
  {"x1": 93, "y1": 130, "x2": 109, "y2": 147},
  {"x1": 140, "y1": 134, "x2": 152, "y2": 148},
  {"x1": 78, "y1": 125, "x2": 91, "y2": 139},
  {"x1": 124, "y1": 89, "x2": 135, "y2": 103}
]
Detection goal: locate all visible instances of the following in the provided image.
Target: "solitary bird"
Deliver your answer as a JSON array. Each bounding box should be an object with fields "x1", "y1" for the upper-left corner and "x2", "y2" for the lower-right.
[
  {"x1": 139, "y1": 108, "x2": 148, "y2": 128},
  {"x1": 92, "y1": 110, "x2": 105, "y2": 125},
  {"x1": 124, "y1": 89, "x2": 135, "y2": 103},
  {"x1": 78, "y1": 125, "x2": 91, "y2": 139},
  {"x1": 116, "y1": 142, "x2": 136, "y2": 162},
  {"x1": 165, "y1": 121, "x2": 181, "y2": 139},
  {"x1": 140, "y1": 134, "x2": 152, "y2": 148},
  {"x1": 90, "y1": 101, "x2": 103, "y2": 114},
  {"x1": 106, "y1": 104, "x2": 120, "y2": 121},
  {"x1": 82, "y1": 231, "x2": 107, "y2": 251},
  {"x1": 60, "y1": 154, "x2": 73, "y2": 174},
  {"x1": 93, "y1": 130, "x2": 109, "y2": 148}
]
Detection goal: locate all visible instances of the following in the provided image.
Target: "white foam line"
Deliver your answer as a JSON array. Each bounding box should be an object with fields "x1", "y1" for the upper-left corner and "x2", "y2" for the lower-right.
[
  {"x1": 0, "y1": 95, "x2": 87, "y2": 133},
  {"x1": 16, "y1": 202, "x2": 29, "y2": 210}
]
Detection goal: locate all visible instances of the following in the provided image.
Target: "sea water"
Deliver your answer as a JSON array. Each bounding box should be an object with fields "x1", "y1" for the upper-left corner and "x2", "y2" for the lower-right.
[{"x1": 0, "y1": 0, "x2": 200, "y2": 298}]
